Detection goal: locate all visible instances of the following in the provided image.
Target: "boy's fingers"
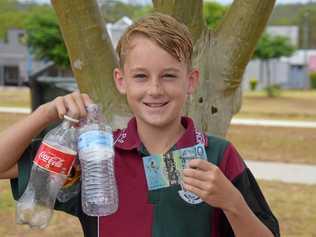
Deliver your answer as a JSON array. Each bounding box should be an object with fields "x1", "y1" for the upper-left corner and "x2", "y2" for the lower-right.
[
  {"x1": 182, "y1": 168, "x2": 210, "y2": 181},
  {"x1": 64, "y1": 95, "x2": 80, "y2": 119},
  {"x1": 55, "y1": 96, "x2": 67, "y2": 119},
  {"x1": 187, "y1": 159, "x2": 215, "y2": 171},
  {"x1": 182, "y1": 176, "x2": 207, "y2": 190},
  {"x1": 81, "y1": 93, "x2": 93, "y2": 106},
  {"x1": 71, "y1": 92, "x2": 87, "y2": 117},
  {"x1": 182, "y1": 183, "x2": 208, "y2": 200}
]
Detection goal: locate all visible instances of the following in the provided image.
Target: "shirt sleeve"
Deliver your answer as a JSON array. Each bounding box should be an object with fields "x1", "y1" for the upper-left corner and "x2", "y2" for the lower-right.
[
  {"x1": 10, "y1": 139, "x2": 81, "y2": 217},
  {"x1": 216, "y1": 143, "x2": 280, "y2": 237}
]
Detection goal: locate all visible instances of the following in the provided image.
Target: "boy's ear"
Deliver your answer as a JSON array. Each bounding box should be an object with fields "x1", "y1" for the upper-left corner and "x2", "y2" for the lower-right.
[
  {"x1": 113, "y1": 68, "x2": 126, "y2": 94},
  {"x1": 187, "y1": 68, "x2": 200, "y2": 95}
]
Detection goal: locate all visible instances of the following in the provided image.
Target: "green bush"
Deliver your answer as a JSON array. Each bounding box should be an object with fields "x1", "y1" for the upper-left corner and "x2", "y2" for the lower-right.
[
  {"x1": 265, "y1": 85, "x2": 281, "y2": 97},
  {"x1": 249, "y1": 79, "x2": 257, "y2": 91},
  {"x1": 310, "y1": 72, "x2": 316, "y2": 89}
]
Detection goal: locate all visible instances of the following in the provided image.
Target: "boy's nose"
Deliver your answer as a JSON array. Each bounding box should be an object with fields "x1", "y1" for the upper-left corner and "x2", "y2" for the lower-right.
[{"x1": 147, "y1": 79, "x2": 163, "y2": 96}]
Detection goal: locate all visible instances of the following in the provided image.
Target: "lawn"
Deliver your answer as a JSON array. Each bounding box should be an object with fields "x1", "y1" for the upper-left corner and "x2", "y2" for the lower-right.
[
  {"x1": 0, "y1": 181, "x2": 83, "y2": 237},
  {"x1": 237, "y1": 90, "x2": 316, "y2": 121},
  {"x1": 0, "y1": 87, "x2": 315, "y2": 236},
  {"x1": 0, "y1": 87, "x2": 315, "y2": 121},
  {"x1": 0, "y1": 86, "x2": 30, "y2": 108},
  {"x1": 0, "y1": 113, "x2": 28, "y2": 131},
  {"x1": 227, "y1": 125, "x2": 316, "y2": 165},
  {"x1": 0, "y1": 179, "x2": 315, "y2": 237},
  {"x1": 259, "y1": 181, "x2": 316, "y2": 237}
]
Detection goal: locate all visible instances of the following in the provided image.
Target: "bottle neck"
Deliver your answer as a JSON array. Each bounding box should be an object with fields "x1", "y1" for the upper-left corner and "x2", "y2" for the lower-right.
[{"x1": 61, "y1": 120, "x2": 71, "y2": 129}]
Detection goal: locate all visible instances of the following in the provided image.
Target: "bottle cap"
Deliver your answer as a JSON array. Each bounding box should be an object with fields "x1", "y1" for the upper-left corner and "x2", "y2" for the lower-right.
[{"x1": 64, "y1": 115, "x2": 80, "y2": 123}]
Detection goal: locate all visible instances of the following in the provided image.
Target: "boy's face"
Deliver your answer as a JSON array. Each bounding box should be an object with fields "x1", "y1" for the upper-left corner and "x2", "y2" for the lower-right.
[{"x1": 114, "y1": 35, "x2": 199, "y2": 129}]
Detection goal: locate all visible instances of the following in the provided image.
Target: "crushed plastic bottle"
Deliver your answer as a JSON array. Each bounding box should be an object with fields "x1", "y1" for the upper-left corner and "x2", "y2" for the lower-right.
[{"x1": 16, "y1": 115, "x2": 78, "y2": 229}]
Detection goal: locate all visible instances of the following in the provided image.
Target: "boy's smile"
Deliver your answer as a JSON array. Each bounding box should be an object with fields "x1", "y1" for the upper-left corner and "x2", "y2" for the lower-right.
[{"x1": 114, "y1": 34, "x2": 199, "y2": 130}]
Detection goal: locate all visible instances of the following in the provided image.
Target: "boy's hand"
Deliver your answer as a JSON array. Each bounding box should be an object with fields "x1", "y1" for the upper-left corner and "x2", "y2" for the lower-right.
[
  {"x1": 182, "y1": 159, "x2": 242, "y2": 213},
  {"x1": 40, "y1": 91, "x2": 93, "y2": 124}
]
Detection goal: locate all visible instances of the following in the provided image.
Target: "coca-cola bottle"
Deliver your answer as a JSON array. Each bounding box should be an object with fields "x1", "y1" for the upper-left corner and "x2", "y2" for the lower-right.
[{"x1": 16, "y1": 115, "x2": 78, "y2": 229}]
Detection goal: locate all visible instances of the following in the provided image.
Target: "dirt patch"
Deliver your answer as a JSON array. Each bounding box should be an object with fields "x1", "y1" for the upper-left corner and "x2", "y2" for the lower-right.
[
  {"x1": 0, "y1": 113, "x2": 28, "y2": 132},
  {"x1": 227, "y1": 125, "x2": 316, "y2": 165},
  {"x1": 0, "y1": 180, "x2": 83, "y2": 237},
  {"x1": 0, "y1": 87, "x2": 30, "y2": 108},
  {"x1": 259, "y1": 181, "x2": 316, "y2": 237},
  {"x1": 239, "y1": 91, "x2": 316, "y2": 121}
]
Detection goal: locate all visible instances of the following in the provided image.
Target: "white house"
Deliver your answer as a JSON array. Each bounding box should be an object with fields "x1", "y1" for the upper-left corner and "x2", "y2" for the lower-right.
[
  {"x1": 0, "y1": 29, "x2": 48, "y2": 86},
  {"x1": 242, "y1": 25, "x2": 315, "y2": 90},
  {"x1": 242, "y1": 50, "x2": 316, "y2": 90},
  {"x1": 106, "y1": 16, "x2": 133, "y2": 48}
]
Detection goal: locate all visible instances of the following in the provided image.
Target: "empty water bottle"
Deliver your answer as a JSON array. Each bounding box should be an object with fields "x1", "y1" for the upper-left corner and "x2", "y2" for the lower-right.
[
  {"x1": 16, "y1": 115, "x2": 78, "y2": 229},
  {"x1": 78, "y1": 104, "x2": 118, "y2": 216}
]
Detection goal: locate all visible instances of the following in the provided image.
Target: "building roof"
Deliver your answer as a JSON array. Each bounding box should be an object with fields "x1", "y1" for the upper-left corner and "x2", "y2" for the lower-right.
[{"x1": 281, "y1": 49, "x2": 316, "y2": 66}]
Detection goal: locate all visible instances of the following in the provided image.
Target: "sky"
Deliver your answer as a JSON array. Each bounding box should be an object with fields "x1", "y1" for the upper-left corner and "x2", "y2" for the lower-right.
[{"x1": 20, "y1": 0, "x2": 316, "y2": 5}]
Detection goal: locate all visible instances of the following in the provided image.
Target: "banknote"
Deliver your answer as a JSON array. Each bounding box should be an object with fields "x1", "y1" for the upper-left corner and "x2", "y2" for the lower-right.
[
  {"x1": 142, "y1": 144, "x2": 207, "y2": 191},
  {"x1": 143, "y1": 154, "x2": 169, "y2": 190},
  {"x1": 173, "y1": 143, "x2": 207, "y2": 171}
]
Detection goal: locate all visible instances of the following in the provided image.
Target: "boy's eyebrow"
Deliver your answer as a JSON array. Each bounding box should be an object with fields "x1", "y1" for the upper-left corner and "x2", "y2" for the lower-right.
[
  {"x1": 129, "y1": 67, "x2": 181, "y2": 73},
  {"x1": 163, "y1": 68, "x2": 181, "y2": 72},
  {"x1": 130, "y1": 67, "x2": 147, "y2": 72}
]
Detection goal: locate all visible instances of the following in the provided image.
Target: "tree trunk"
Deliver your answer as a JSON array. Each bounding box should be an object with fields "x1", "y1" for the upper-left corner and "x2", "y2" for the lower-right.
[
  {"x1": 52, "y1": 0, "x2": 276, "y2": 136},
  {"x1": 266, "y1": 60, "x2": 274, "y2": 97},
  {"x1": 51, "y1": 0, "x2": 129, "y2": 126}
]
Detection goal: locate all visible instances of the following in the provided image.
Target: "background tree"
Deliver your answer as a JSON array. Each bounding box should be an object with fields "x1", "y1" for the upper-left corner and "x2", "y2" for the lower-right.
[
  {"x1": 51, "y1": 0, "x2": 276, "y2": 137},
  {"x1": 253, "y1": 33, "x2": 295, "y2": 97},
  {"x1": 269, "y1": 2, "x2": 316, "y2": 49},
  {"x1": 203, "y1": 2, "x2": 227, "y2": 29},
  {"x1": 25, "y1": 9, "x2": 69, "y2": 68},
  {"x1": 99, "y1": 0, "x2": 152, "y2": 23},
  {"x1": 0, "y1": 0, "x2": 51, "y2": 40}
]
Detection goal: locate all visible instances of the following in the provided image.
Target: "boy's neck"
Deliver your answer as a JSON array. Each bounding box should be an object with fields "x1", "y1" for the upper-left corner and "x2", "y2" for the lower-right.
[{"x1": 136, "y1": 117, "x2": 185, "y2": 155}]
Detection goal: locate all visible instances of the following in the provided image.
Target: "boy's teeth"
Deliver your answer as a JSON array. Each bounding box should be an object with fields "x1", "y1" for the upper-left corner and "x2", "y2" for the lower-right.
[{"x1": 146, "y1": 103, "x2": 165, "y2": 107}]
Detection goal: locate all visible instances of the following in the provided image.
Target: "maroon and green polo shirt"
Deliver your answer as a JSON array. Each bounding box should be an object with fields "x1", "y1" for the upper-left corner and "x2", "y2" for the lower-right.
[{"x1": 11, "y1": 117, "x2": 280, "y2": 237}]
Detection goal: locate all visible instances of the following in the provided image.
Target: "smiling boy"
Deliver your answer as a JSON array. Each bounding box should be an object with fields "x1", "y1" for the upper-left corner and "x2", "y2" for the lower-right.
[{"x1": 0, "y1": 13, "x2": 279, "y2": 237}]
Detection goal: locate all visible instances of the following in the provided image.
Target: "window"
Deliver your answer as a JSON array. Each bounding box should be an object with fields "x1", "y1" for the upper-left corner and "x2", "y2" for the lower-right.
[{"x1": 4, "y1": 66, "x2": 19, "y2": 85}]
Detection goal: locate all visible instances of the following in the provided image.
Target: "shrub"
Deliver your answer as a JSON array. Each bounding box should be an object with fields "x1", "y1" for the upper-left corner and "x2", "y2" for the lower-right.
[
  {"x1": 265, "y1": 85, "x2": 281, "y2": 97},
  {"x1": 249, "y1": 79, "x2": 257, "y2": 91},
  {"x1": 310, "y1": 72, "x2": 316, "y2": 89}
]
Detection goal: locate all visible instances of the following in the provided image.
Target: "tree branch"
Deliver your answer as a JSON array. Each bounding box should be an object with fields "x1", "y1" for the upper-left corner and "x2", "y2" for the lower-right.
[
  {"x1": 152, "y1": 0, "x2": 206, "y2": 43},
  {"x1": 215, "y1": 0, "x2": 276, "y2": 92},
  {"x1": 51, "y1": 0, "x2": 128, "y2": 120}
]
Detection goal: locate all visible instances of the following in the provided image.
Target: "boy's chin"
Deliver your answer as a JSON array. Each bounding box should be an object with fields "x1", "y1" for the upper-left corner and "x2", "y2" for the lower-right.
[{"x1": 137, "y1": 115, "x2": 179, "y2": 129}]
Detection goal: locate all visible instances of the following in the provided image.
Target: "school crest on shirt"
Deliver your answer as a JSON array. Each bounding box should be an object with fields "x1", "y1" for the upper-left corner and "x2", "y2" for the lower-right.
[{"x1": 178, "y1": 189, "x2": 203, "y2": 204}]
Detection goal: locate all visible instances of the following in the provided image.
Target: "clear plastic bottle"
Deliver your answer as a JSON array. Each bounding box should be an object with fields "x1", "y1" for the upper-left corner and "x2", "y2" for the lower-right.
[
  {"x1": 77, "y1": 104, "x2": 118, "y2": 216},
  {"x1": 16, "y1": 116, "x2": 78, "y2": 229}
]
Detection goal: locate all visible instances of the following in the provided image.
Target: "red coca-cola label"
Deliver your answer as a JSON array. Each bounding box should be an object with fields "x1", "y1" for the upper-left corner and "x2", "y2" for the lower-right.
[{"x1": 33, "y1": 142, "x2": 76, "y2": 176}]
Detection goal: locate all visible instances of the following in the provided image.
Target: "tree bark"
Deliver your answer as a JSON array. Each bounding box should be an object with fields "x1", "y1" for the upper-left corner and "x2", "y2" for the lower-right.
[
  {"x1": 51, "y1": 0, "x2": 129, "y2": 126},
  {"x1": 154, "y1": 0, "x2": 276, "y2": 136},
  {"x1": 52, "y1": 0, "x2": 276, "y2": 136}
]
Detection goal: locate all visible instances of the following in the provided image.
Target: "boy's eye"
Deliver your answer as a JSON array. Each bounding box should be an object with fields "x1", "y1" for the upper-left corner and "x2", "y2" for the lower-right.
[
  {"x1": 134, "y1": 74, "x2": 147, "y2": 80},
  {"x1": 163, "y1": 74, "x2": 177, "y2": 80}
]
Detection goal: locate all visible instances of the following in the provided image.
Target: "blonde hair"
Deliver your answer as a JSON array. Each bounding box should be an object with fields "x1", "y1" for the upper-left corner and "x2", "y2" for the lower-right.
[{"x1": 116, "y1": 12, "x2": 193, "y2": 68}]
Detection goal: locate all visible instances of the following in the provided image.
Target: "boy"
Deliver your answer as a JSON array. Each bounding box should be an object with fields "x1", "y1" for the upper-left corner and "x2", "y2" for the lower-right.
[{"x1": 0, "y1": 13, "x2": 279, "y2": 237}]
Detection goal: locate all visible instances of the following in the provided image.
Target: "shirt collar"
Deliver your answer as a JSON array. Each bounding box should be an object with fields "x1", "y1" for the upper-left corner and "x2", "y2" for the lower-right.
[{"x1": 114, "y1": 116, "x2": 208, "y2": 151}]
